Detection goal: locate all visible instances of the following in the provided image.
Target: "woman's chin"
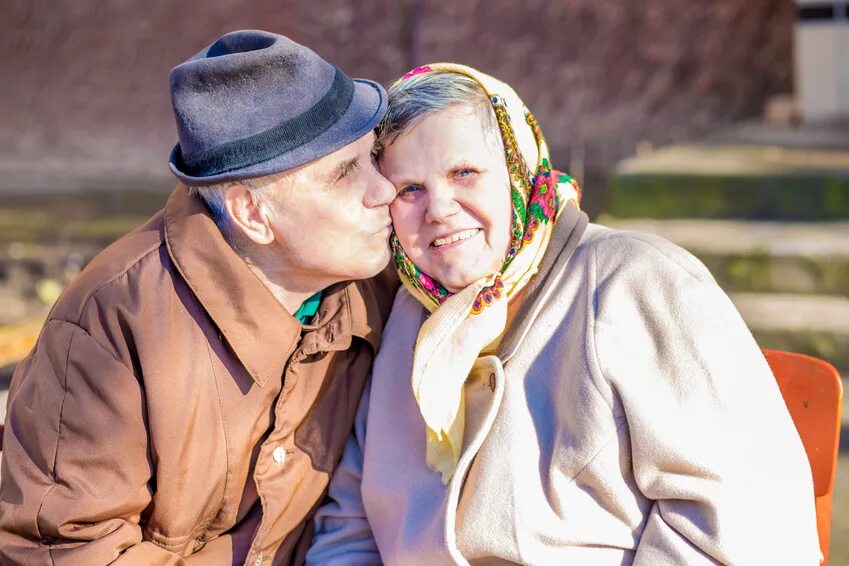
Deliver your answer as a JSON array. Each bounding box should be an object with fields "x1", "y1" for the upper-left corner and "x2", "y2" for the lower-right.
[
  {"x1": 420, "y1": 246, "x2": 503, "y2": 292},
  {"x1": 433, "y1": 267, "x2": 497, "y2": 293}
]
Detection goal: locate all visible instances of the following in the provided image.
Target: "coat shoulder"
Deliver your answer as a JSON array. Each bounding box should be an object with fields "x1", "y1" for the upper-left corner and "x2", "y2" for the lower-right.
[
  {"x1": 49, "y1": 210, "x2": 169, "y2": 326},
  {"x1": 575, "y1": 223, "x2": 715, "y2": 284}
]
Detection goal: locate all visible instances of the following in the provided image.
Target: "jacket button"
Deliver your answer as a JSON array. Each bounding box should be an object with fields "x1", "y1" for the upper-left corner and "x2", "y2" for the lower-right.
[{"x1": 272, "y1": 446, "x2": 286, "y2": 465}]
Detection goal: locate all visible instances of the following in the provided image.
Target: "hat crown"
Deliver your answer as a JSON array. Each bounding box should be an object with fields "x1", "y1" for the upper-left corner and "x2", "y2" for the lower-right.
[
  {"x1": 167, "y1": 29, "x2": 386, "y2": 186},
  {"x1": 169, "y1": 29, "x2": 337, "y2": 165},
  {"x1": 205, "y1": 30, "x2": 277, "y2": 58}
]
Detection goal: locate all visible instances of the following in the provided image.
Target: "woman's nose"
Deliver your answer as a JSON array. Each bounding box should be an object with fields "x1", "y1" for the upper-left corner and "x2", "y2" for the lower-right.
[{"x1": 424, "y1": 184, "x2": 460, "y2": 223}]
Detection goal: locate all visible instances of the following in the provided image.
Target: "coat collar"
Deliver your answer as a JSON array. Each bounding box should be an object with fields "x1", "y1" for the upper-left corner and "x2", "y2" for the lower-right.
[
  {"x1": 163, "y1": 185, "x2": 381, "y2": 387},
  {"x1": 499, "y1": 202, "x2": 589, "y2": 362}
]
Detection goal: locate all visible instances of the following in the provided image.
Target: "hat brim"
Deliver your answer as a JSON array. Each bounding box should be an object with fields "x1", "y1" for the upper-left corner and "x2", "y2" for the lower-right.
[{"x1": 169, "y1": 78, "x2": 386, "y2": 186}]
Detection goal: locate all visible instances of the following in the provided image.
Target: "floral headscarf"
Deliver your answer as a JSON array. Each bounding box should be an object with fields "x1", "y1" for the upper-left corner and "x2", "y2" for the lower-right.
[{"x1": 386, "y1": 63, "x2": 581, "y2": 483}]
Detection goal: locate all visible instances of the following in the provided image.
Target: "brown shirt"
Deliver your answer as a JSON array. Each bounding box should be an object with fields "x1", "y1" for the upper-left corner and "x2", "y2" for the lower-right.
[{"x1": 0, "y1": 186, "x2": 397, "y2": 565}]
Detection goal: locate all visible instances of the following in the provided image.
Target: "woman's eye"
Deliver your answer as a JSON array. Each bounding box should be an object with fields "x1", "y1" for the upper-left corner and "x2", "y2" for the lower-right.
[
  {"x1": 456, "y1": 168, "x2": 475, "y2": 178},
  {"x1": 399, "y1": 185, "x2": 420, "y2": 196}
]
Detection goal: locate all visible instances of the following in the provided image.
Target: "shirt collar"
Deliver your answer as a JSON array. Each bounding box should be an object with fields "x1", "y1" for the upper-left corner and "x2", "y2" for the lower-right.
[
  {"x1": 294, "y1": 291, "x2": 323, "y2": 324},
  {"x1": 301, "y1": 277, "x2": 383, "y2": 354}
]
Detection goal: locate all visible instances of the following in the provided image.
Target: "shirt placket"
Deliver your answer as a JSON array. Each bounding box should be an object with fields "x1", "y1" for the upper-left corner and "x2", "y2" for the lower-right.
[{"x1": 246, "y1": 333, "x2": 321, "y2": 564}]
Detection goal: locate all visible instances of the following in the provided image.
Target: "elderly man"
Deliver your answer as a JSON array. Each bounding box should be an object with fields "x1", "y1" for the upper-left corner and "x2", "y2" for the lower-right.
[{"x1": 0, "y1": 30, "x2": 396, "y2": 564}]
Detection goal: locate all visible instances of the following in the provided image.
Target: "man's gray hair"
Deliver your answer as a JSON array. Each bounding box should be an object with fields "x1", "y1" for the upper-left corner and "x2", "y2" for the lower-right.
[
  {"x1": 377, "y1": 70, "x2": 503, "y2": 157},
  {"x1": 188, "y1": 172, "x2": 285, "y2": 249}
]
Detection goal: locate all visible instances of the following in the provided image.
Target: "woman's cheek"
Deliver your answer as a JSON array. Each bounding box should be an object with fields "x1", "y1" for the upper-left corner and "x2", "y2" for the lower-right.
[{"x1": 391, "y1": 203, "x2": 421, "y2": 242}]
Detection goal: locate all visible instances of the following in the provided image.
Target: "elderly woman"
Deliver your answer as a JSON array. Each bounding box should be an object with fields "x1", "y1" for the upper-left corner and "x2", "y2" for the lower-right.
[{"x1": 306, "y1": 64, "x2": 820, "y2": 565}]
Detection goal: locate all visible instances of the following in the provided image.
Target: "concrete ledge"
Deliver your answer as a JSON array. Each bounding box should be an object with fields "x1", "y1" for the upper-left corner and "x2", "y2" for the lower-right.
[
  {"x1": 601, "y1": 218, "x2": 849, "y2": 295},
  {"x1": 606, "y1": 144, "x2": 849, "y2": 220},
  {"x1": 730, "y1": 292, "x2": 849, "y2": 370},
  {"x1": 617, "y1": 144, "x2": 849, "y2": 176},
  {"x1": 606, "y1": 172, "x2": 849, "y2": 219},
  {"x1": 0, "y1": 189, "x2": 167, "y2": 245}
]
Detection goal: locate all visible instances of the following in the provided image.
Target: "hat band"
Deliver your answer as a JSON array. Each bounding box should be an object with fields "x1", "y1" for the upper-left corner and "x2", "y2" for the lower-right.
[{"x1": 179, "y1": 67, "x2": 355, "y2": 178}]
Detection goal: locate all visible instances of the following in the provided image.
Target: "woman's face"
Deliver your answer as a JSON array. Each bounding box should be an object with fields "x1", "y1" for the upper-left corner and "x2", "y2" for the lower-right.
[{"x1": 381, "y1": 105, "x2": 513, "y2": 292}]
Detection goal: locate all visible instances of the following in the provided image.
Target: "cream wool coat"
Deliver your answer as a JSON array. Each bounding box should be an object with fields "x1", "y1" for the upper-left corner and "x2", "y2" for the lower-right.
[{"x1": 307, "y1": 208, "x2": 820, "y2": 566}]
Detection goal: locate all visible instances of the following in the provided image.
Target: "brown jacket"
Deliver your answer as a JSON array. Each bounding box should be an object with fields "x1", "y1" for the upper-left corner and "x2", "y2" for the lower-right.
[{"x1": 0, "y1": 186, "x2": 397, "y2": 565}]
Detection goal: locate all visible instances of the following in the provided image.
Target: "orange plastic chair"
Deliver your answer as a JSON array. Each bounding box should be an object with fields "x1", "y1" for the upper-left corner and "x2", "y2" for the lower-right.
[{"x1": 763, "y1": 349, "x2": 843, "y2": 566}]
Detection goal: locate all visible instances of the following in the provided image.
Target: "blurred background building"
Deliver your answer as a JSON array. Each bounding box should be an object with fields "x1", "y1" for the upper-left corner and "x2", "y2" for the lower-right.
[
  {"x1": 0, "y1": 0, "x2": 798, "y2": 207},
  {"x1": 1, "y1": 0, "x2": 847, "y2": 562},
  {"x1": 796, "y1": 0, "x2": 849, "y2": 123}
]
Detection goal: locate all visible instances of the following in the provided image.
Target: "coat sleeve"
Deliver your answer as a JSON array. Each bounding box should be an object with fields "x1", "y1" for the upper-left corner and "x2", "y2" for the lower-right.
[
  {"x1": 0, "y1": 319, "x2": 191, "y2": 565},
  {"x1": 305, "y1": 379, "x2": 381, "y2": 566},
  {"x1": 590, "y1": 235, "x2": 821, "y2": 566}
]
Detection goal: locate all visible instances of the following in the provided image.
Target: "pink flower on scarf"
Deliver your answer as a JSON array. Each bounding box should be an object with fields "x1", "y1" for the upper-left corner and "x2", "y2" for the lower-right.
[
  {"x1": 418, "y1": 273, "x2": 446, "y2": 301},
  {"x1": 530, "y1": 176, "x2": 558, "y2": 221},
  {"x1": 402, "y1": 66, "x2": 433, "y2": 80}
]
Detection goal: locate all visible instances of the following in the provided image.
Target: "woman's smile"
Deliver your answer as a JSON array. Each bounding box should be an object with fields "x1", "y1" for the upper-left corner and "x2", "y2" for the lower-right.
[{"x1": 430, "y1": 228, "x2": 482, "y2": 249}]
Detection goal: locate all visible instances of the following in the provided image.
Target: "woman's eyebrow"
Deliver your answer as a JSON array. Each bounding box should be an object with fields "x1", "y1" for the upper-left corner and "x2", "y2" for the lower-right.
[
  {"x1": 387, "y1": 173, "x2": 423, "y2": 187},
  {"x1": 389, "y1": 160, "x2": 476, "y2": 186},
  {"x1": 450, "y1": 160, "x2": 476, "y2": 171}
]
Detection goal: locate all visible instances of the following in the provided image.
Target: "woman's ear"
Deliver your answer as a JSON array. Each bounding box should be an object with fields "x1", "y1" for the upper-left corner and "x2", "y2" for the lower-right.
[{"x1": 223, "y1": 184, "x2": 276, "y2": 245}]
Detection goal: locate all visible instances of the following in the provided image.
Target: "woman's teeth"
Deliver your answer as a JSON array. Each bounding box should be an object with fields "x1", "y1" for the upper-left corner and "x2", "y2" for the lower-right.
[{"x1": 432, "y1": 229, "x2": 480, "y2": 248}]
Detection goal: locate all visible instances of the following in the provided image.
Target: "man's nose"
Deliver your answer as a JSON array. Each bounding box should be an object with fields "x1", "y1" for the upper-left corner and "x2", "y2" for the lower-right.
[{"x1": 365, "y1": 169, "x2": 396, "y2": 209}]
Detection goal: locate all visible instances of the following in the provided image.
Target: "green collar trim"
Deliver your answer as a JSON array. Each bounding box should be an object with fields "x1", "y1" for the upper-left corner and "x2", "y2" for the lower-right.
[{"x1": 294, "y1": 291, "x2": 323, "y2": 324}]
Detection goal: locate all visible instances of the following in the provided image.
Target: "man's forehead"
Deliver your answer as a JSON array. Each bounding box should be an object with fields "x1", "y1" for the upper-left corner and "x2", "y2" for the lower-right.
[
  {"x1": 315, "y1": 131, "x2": 376, "y2": 170},
  {"x1": 336, "y1": 130, "x2": 376, "y2": 157}
]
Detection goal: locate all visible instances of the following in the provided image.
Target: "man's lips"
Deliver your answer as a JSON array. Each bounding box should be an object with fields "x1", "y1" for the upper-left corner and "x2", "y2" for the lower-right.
[{"x1": 430, "y1": 228, "x2": 481, "y2": 248}]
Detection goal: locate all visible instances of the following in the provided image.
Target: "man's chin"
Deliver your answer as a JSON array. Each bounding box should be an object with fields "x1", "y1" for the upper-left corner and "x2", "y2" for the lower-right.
[{"x1": 353, "y1": 250, "x2": 392, "y2": 280}]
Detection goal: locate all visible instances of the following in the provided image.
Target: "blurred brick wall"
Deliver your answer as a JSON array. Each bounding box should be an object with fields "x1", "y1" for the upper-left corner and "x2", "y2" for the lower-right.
[{"x1": 0, "y1": 0, "x2": 794, "y2": 186}]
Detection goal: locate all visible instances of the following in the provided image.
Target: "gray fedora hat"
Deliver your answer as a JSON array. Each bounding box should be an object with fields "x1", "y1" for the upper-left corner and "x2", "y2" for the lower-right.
[{"x1": 168, "y1": 29, "x2": 386, "y2": 185}]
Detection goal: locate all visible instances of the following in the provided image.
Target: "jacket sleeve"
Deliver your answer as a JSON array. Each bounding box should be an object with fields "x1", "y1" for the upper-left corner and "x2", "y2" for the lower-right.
[
  {"x1": 305, "y1": 379, "x2": 381, "y2": 566},
  {"x1": 591, "y1": 236, "x2": 821, "y2": 566},
  {"x1": 0, "y1": 319, "x2": 190, "y2": 565}
]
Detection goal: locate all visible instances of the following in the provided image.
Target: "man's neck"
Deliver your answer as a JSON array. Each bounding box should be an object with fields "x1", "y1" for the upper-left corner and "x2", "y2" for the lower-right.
[{"x1": 243, "y1": 259, "x2": 330, "y2": 316}]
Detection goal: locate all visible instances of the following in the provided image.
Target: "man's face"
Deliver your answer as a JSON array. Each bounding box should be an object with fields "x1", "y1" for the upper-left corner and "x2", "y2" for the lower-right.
[{"x1": 261, "y1": 132, "x2": 395, "y2": 286}]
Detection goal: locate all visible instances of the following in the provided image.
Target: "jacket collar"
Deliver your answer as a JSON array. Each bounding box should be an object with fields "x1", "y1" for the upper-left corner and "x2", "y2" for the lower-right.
[{"x1": 163, "y1": 185, "x2": 380, "y2": 387}]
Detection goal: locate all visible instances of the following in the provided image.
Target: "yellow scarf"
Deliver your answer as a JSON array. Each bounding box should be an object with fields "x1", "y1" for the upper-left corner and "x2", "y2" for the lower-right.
[{"x1": 389, "y1": 63, "x2": 581, "y2": 482}]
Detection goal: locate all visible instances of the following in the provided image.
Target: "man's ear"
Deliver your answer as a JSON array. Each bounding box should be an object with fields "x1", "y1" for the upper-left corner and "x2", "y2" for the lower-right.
[{"x1": 223, "y1": 184, "x2": 275, "y2": 245}]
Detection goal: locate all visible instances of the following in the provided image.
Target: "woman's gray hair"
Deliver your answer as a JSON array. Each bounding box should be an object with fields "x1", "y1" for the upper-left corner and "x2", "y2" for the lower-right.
[{"x1": 377, "y1": 70, "x2": 503, "y2": 157}]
